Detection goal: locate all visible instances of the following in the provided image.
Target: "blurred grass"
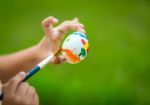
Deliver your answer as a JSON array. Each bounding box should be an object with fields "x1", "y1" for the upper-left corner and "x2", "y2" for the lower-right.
[{"x1": 0, "y1": 0, "x2": 150, "y2": 105}]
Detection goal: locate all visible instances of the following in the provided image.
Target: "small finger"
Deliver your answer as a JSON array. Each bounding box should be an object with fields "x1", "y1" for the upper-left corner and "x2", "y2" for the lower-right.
[
  {"x1": 79, "y1": 23, "x2": 85, "y2": 28},
  {"x1": 77, "y1": 28, "x2": 86, "y2": 34}
]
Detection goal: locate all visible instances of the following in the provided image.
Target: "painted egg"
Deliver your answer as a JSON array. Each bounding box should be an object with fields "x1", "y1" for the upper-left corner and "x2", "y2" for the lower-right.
[{"x1": 61, "y1": 32, "x2": 89, "y2": 64}]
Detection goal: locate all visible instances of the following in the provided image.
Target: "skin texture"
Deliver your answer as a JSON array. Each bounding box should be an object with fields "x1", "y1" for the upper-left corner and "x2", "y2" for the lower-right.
[
  {"x1": 0, "y1": 16, "x2": 85, "y2": 83},
  {"x1": 2, "y1": 72, "x2": 39, "y2": 105}
]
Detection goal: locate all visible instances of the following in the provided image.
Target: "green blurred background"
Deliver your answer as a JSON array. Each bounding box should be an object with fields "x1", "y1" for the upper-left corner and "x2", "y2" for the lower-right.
[{"x1": 0, "y1": 0, "x2": 150, "y2": 105}]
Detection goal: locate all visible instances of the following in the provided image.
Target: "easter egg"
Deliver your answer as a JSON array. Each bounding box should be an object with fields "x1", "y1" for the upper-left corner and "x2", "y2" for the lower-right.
[{"x1": 61, "y1": 32, "x2": 89, "y2": 64}]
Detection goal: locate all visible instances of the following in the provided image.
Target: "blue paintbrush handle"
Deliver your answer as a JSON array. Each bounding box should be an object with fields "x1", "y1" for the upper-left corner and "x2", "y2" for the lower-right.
[
  {"x1": 0, "y1": 49, "x2": 60, "y2": 100},
  {"x1": 22, "y1": 66, "x2": 41, "y2": 82}
]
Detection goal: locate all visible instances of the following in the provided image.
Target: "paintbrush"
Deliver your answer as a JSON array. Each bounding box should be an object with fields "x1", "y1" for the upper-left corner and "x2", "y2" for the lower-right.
[{"x1": 0, "y1": 49, "x2": 61, "y2": 100}]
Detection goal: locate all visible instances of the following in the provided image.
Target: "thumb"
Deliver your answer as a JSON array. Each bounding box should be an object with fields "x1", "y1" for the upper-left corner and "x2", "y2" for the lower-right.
[
  {"x1": 15, "y1": 71, "x2": 26, "y2": 82},
  {"x1": 5, "y1": 72, "x2": 26, "y2": 94}
]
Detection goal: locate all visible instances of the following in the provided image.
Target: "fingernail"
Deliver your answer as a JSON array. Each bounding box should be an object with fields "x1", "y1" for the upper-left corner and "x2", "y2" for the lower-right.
[{"x1": 18, "y1": 71, "x2": 26, "y2": 78}]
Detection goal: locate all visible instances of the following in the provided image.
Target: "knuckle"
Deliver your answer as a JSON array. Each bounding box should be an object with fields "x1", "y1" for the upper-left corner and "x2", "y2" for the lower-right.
[
  {"x1": 9, "y1": 78, "x2": 18, "y2": 85},
  {"x1": 58, "y1": 28, "x2": 65, "y2": 34},
  {"x1": 14, "y1": 96, "x2": 22, "y2": 103},
  {"x1": 42, "y1": 22, "x2": 49, "y2": 27},
  {"x1": 10, "y1": 75, "x2": 22, "y2": 84},
  {"x1": 19, "y1": 82, "x2": 29, "y2": 88}
]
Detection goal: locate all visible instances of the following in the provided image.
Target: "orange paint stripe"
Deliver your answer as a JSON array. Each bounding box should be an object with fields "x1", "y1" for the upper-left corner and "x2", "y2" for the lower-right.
[{"x1": 61, "y1": 49, "x2": 80, "y2": 63}]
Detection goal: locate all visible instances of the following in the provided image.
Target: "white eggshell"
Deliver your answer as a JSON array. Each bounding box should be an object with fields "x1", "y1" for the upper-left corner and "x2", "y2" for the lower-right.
[{"x1": 62, "y1": 32, "x2": 89, "y2": 64}]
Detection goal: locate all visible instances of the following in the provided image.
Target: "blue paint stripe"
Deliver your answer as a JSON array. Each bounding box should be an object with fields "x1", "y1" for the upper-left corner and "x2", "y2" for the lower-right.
[
  {"x1": 73, "y1": 32, "x2": 88, "y2": 40},
  {"x1": 22, "y1": 66, "x2": 41, "y2": 82}
]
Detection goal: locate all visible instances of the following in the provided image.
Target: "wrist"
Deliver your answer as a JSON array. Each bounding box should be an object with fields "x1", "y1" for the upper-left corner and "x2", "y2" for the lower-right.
[{"x1": 34, "y1": 43, "x2": 52, "y2": 62}]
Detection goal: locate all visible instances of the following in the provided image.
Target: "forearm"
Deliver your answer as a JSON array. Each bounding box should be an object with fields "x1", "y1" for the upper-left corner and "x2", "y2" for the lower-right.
[
  {"x1": 0, "y1": 45, "x2": 41, "y2": 83},
  {"x1": 0, "y1": 16, "x2": 85, "y2": 83}
]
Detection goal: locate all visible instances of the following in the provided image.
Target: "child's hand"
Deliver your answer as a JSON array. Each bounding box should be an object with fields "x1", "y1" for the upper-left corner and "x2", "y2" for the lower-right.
[
  {"x1": 37, "y1": 16, "x2": 85, "y2": 64},
  {"x1": 2, "y1": 72, "x2": 39, "y2": 105}
]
